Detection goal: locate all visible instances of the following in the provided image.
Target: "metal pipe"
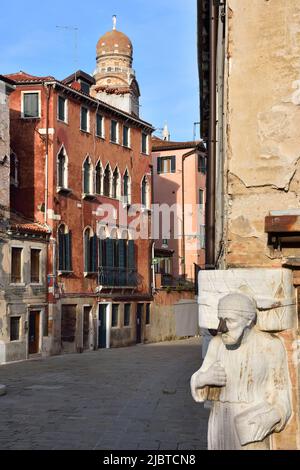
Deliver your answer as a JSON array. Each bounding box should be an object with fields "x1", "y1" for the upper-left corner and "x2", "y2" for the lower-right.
[{"x1": 205, "y1": 0, "x2": 218, "y2": 268}]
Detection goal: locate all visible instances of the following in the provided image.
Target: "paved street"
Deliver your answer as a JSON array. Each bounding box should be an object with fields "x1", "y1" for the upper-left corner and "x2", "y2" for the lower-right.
[{"x1": 0, "y1": 338, "x2": 209, "y2": 450}]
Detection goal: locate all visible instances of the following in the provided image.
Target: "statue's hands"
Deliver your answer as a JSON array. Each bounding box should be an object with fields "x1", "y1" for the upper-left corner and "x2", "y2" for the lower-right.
[
  {"x1": 201, "y1": 361, "x2": 227, "y2": 387},
  {"x1": 191, "y1": 361, "x2": 226, "y2": 402},
  {"x1": 247, "y1": 408, "x2": 281, "y2": 443}
]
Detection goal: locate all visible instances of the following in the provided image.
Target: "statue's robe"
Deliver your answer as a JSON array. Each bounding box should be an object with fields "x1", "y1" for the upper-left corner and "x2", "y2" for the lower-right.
[{"x1": 194, "y1": 328, "x2": 291, "y2": 450}]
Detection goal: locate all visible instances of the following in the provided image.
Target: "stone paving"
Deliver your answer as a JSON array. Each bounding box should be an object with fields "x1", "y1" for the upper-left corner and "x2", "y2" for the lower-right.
[{"x1": 0, "y1": 337, "x2": 209, "y2": 450}]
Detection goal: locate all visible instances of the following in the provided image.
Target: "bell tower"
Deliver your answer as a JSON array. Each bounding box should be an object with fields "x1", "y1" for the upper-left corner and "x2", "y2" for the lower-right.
[{"x1": 92, "y1": 16, "x2": 140, "y2": 116}]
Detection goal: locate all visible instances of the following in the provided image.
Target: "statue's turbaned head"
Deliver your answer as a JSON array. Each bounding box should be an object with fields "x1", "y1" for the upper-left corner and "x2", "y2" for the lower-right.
[{"x1": 217, "y1": 293, "x2": 257, "y2": 346}]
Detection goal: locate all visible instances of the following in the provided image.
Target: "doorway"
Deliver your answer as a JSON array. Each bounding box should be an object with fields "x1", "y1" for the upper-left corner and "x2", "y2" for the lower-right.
[
  {"x1": 136, "y1": 304, "x2": 143, "y2": 344},
  {"x1": 83, "y1": 306, "x2": 91, "y2": 350},
  {"x1": 98, "y1": 304, "x2": 108, "y2": 348},
  {"x1": 28, "y1": 310, "x2": 40, "y2": 354}
]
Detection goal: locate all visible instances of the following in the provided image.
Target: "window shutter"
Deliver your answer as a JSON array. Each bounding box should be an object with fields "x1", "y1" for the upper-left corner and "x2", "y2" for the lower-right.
[
  {"x1": 91, "y1": 234, "x2": 98, "y2": 272},
  {"x1": 84, "y1": 232, "x2": 89, "y2": 272},
  {"x1": 171, "y1": 156, "x2": 176, "y2": 173},
  {"x1": 118, "y1": 239, "x2": 126, "y2": 268},
  {"x1": 157, "y1": 157, "x2": 162, "y2": 174},
  {"x1": 127, "y1": 240, "x2": 135, "y2": 269},
  {"x1": 58, "y1": 231, "x2": 64, "y2": 270},
  {"x1": 98, "y1": 239, "x2": 105, "y2": 267},
  {"x1": 106, "y1": 238, "x2": 114, "y2": 267},
  {"x1": 66, "y1": 231, "x2": 72, "y2": 271}
]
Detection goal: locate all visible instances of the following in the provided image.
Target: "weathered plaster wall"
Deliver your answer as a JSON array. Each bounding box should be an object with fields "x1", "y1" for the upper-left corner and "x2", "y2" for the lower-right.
[
  {"x1": 0, "y1": 238, "x2": 48, "y2": 363},
  {"x1": 225, "y1": 0, "x2": 300, "y2": 267},
  {"x1": 0, "y1": 80, "x2": 11, "y2": 218},
  {"x1": 222, "y1": 0, "x2": 300, "y2": 449},
  {"x1": 145, "y1": 290, "x2": 195, "y2": 343}
]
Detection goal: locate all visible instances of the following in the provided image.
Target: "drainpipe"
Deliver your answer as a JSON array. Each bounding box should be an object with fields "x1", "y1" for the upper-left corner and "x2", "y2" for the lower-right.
[{"x1": 205, "y1": 0, "x2": 218, "y2": 269}]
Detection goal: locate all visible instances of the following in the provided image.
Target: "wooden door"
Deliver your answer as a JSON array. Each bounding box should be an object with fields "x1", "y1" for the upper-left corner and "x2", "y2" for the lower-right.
[
  {"x1": 136, "y1": 304, "x2": 143, "y2": 344},
  {"x1": 98, "y1": 304, "x2": 107, "y2": 348},
  {"x1": 28, "y1": 311, "x2": 40, "y2": 354},
  {"x1": 83, "y1": 306, "x2": 91, "y2": 350}
]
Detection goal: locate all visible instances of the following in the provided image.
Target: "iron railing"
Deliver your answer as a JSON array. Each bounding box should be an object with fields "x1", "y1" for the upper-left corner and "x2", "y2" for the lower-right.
[{"x1": 98, "y1": 267, "x2": 138, "y2": 287}]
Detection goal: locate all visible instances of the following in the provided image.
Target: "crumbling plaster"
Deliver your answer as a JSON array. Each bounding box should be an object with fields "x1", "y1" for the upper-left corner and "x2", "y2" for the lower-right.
[{"x1": 225, "y1": 0, "x2": 300, "y2": 267}]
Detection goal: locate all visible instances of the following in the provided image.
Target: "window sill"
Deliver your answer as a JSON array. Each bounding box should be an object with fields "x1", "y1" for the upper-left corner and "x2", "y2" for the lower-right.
[
  {"x1": 57, "y1": 118, "x2": 68, "y2": 125},
  {"x1": 57, "y1": 270, "x2": 73, "y2": 276},
  {"x1": 57, "y1": 186, "x2": 72, "y2": 195},
  {"x1": 122, "y1": 145, "x2": 131, "y2": 150},
  {"x1": 141, "y1": 206, "x2": 151, "y2": 214},
  {"x1": 80, "y1": 129, "x2": 91, "y2": 134},
  {"x1": 123, "y1": 325, "x2": 131, "y2": 328},
  {"x1": 96, "y1": 134, "x2": 105, "y2": 140},
  {"x1": 82, "y1": 193, "x2": 96, "y2": 201},
  {"x1": 30, "y1": 282, "x2": 43, "y2": 286},
  {"x1": 83, "y1": 272, "x2": 97, "y2": 278},
  {"x1": 110, "y1": 140, "x2": 120, "y2": 146},
  {"x1": 10, "y1": 282, "x2": 25, "y2": 286},
  {"x1": 141, "y1": 152, "x2": 149, "y2": 156},
  {"x1": 21, "y1": 116, "x2": 41, "y2": 120}
]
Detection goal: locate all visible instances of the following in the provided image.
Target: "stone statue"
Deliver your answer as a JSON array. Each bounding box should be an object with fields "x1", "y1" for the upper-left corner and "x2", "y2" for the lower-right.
[{"x1": 191, "y1": 293, "x2": 292, "y2": 450}]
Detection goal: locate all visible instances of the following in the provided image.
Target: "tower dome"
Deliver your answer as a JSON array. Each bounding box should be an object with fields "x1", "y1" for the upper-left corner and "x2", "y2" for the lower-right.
[
  {"x1": 96, "y1": 30, "x2": 133, "y2": 60},
  {"x1": 92, "y1": 16, "x2": 140, "y2": 116}
]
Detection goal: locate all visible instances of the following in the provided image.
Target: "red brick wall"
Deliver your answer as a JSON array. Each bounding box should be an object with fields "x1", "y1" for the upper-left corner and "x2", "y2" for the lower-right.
[{"x1": 9, "y1": 84, "x2": 152, "y2": 298}]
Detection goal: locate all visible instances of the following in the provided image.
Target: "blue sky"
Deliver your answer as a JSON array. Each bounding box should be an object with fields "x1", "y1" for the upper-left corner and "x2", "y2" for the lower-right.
[{"x1": 1, "y1": 0, "x2": 199, "y2": 141}]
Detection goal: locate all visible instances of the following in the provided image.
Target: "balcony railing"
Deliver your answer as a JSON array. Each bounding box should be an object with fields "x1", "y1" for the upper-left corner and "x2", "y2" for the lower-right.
[{"x1": 98, "y1": 267, "x2": 138, "y2": 288}]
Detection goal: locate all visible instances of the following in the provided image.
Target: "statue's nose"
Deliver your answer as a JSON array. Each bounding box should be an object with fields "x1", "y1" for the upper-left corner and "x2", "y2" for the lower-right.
[{"x1": 218, "y1": 318, "x2": 229, "y2": 334}]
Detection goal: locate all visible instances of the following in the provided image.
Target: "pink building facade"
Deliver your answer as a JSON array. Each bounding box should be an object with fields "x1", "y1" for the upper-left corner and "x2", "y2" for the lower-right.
[{"x1": 152, "y1": 138, "x2": 206, "y2": 284}]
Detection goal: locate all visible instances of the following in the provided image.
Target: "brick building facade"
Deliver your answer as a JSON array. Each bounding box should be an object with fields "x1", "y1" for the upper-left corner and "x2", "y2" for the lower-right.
[{"x1": 4, "y1": 24, "x2": 154, "y2": 358}]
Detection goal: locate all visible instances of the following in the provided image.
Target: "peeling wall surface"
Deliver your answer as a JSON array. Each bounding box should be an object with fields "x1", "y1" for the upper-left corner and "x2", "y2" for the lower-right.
[
  {"x1": 217, "y1": 0, "x2": 300, "y2": 449},
  {"x1": 225, "y1": 0, "x2": 300, "y2": 267}
]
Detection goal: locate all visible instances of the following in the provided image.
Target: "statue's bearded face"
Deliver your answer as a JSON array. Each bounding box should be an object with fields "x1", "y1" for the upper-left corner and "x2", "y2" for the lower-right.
[{"x1": 217, "y1": 310, "x2": 250, "y2": 346}]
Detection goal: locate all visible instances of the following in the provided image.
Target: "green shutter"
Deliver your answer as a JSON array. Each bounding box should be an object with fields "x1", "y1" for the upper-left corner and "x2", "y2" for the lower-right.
[
  {"x1": 171, "y1": 156, "x2": 176, "y2": 173},
  {"x1": 119, "y1": 239, "x2": 126, "y2": 285},
  {"x1": 157, "y1": 157, "x2": 161, "y2": 174},
  {"x1": 106, "y1": 238, "x2": 114, "y2": 267},
  {"x1": 91, "y1": 234, "x2": 98, "y2": 272},
  {"x1": 84, "y1": 231, "x2": 89, "y2": 272},
  {"x1": 127, "y1": 240, "x2": 135, "y2": 269},
  {"x1": 58, "y1": 232, "x2": 64, "y2": 270},
  {"x1": 66, "y1": 231, "x2": 72, "y2": 271},
  {"x1": 98, "y1": 239, "x2": 105, "y2": 267}
]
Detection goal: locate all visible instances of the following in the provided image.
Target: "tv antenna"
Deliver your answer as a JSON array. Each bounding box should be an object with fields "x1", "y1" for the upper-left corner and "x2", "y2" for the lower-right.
[{"x1": 56, "y1": 25, "x2": 79, "y2": 79}]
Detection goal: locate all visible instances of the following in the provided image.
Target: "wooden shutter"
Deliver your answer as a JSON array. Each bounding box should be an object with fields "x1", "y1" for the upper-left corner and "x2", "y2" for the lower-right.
[
  {"x1": 106, "y1": 238, "x2": 114, "y2": 267},
  {"x1": 127, "y1": 240, "x2": 135, "y2": 269},
  {"x1": 66, "y1": 231, "x2": 72, "y2": 271},
  {"x1": 118, "y1": 240, "x2": 126, "y2": 268},
  {"x1": 171, "y1": 156, "x2": 176, "y2": 173},
  {"x1": 157, "y1": 157, "x2": 162, "y2": 174},
  {"x1": 91, "y1": 234, "x2": 98, "y2": 272},
  {"x1": 58, "y1": 231, "x2": 64, "y2": 270}
]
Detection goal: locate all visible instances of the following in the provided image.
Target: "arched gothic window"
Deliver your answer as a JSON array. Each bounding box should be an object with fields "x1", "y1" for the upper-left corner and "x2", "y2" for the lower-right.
[
  {"x1": 95, "y1": 161, "x2": 103, "y2": 195},
  {"x1": 141, "y1": 175, "x2": 150, "y2": 209},
  {"x1": 103, "y1": 164, "x2": 111, "y2": 197},
  {"x1": 112, "y1": 167, "x2": 120, "y2": 199},
  {"x1": 123, "y1": 169, "x2": 131, "y2": 204},
  {"x1": 58, "y1": 224, "x2": 72, "y2": 272},
  {"x1": 84, "y1": 227, "x2": 97, "y2": 273},
  {"x1": 83, "y1": 156, "x2": 93, "y2": 194},
  {"x1": 57, "y1": 147, "x2": 67, "y2": 188}
]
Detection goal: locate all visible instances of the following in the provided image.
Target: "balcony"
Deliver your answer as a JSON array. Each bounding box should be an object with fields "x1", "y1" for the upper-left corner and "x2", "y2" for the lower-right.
[{"x1": 97, "y1": 267, "x2": 138, "y2": 290}]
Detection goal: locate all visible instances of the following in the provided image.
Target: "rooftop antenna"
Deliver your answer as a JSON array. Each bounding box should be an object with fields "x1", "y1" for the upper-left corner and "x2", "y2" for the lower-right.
[
  {"x1": 56, "y1": 25, "x2": 79, "y2": 80},
  {"x1": 112, "y1": 15, "x2": 117, "y2": 30}
]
